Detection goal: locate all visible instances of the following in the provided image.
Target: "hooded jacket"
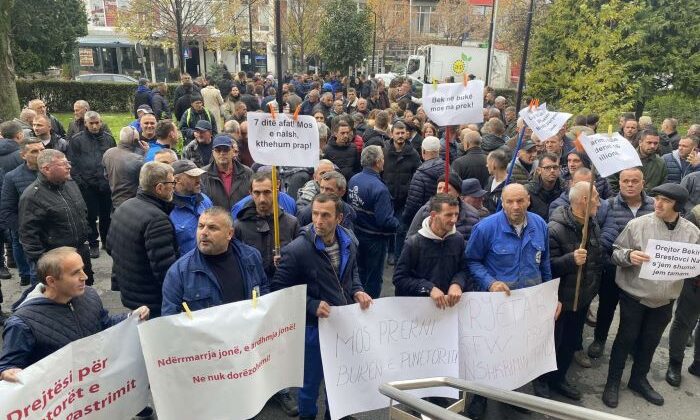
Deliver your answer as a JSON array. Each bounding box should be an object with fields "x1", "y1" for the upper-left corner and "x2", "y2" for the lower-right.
[
  {"x1": 0, "y1": 285, "x2": 125, "y2": 373},
  {"x1": 271, "y1": 225, "x2": 364, "y2": 326},
  {"x1": 393, "y1": 217, "x2": 470, "y2": 296},
  {"x1": 363, "y1": 127, "x2": 391, "y2": 148},
  {"x1": 402, "y1": 158, "x2": 446, "y2": 224},
  {"x1": 0, "y1": 138, "x2": 22, "y2": 174},
  {"x1": 161, "y1": 239, "x2": 268, "y2": 316},
  {"x1": 548, "y1": 206, "x2": 602, "y2": 311},
  {"x1": 481, "y1": 133, "x2": 507, "y2": 152},
  {"x1": 0, "y1": 163, "x2": 38, "y2": 230}
]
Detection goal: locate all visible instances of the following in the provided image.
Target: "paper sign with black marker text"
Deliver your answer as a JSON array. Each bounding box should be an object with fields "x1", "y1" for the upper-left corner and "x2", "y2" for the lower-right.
[
  {"x1": 519, "y1": 103, "x2": 572, "y2": 141},
  {"x1": 639, "y1": 239, "x2": 700, "y2": 281},
  {"x1": 579, "y1": 133, "x2": 643, "y2": 178},
  {"x1": 319, "y1": 298, "x2": 459, "y2": 420},
  {"x1": 458, "y1": 279, "x2": 559, "y2": 391},
  {"x1": 138, "y1": 286, "x2": 306, "y2": 420},
  {"x1": 0, "y1": 316, "x2": 149, "y2": 420},
  {"x1": 247, "y1": 112, "x2": 319, "y2": 167},
  {"x1": 421, "y1": 80, "x2": 485, "y2": 126}
]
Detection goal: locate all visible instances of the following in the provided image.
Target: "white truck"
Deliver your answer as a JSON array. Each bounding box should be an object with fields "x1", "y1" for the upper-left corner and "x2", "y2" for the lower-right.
[{"x1": 406, "y1": 44, "x2": 512, "y2": 89}]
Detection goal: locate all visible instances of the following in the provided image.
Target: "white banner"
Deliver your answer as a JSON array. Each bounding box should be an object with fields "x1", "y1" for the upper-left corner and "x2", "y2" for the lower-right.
[
  {"x1": 247, "y1": 112, "x2": 319, "y2": 167},
  {"x1": 579, "y1": 133, "x2": 643, "y2": 178},
  {"x1": 138, "y1": 286, "x2": 306, "y2": 420},
  {"x1": 639, "y1": 239, "x2": 700, "y2": 280},
  {"x1": 421, "y1": 80, "x2": 485, "y2": 126},
  {"x1": 0, "y1": 316, "x2": 149, "y2": 420},
  {"x1": 519, "y1": 103, "x2": 572, "y2": 141},
  {"x1": 319, "y1": 298, "x2": 459, "y2": 420},
  {"x1": 458, "y1": 279, "x2": 559, "y2": 390}
]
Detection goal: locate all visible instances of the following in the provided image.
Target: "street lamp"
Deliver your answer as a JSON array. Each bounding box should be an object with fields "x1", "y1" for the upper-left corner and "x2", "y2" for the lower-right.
[{"x1": 367, "y1": 9, "x2": 377, "y2": 74}]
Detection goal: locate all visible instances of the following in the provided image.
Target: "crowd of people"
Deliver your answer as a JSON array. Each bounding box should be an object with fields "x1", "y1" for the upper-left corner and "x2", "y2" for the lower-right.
[{"x1": 0, "y1": 68, "x2": 698, "y2": 420}]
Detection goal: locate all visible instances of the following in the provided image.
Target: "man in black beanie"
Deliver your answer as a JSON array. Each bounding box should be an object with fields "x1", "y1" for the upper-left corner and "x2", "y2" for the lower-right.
[{"x1": 603, "y1": 183, "x2": 700, "y2": 408}]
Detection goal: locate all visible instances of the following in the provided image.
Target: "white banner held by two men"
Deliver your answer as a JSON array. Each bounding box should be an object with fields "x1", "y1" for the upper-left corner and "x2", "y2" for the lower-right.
[
  {"x1": 421, "y1": 80, "x2": 485, "y2": 126},
  {"x1": 639, "y1": 239, "x2": 700, "y2": 281},
  {"x1": 247, "y1": 112, "x2": 319, "y2": 167},
  {"x1": 578, "y1": 133, "x2": 643, "y2": 178},
  {"x1": 138, "y1": 286, "x2": 306, "y2": 420},
  {"x1": 458, "y1": 279, "x2": 559, "y2": 391},
  {"x1": 319, "y1": 298, "x2": 459, "y2": 420},
  {"x1": 0, "y1": 316, "x2": 149, "y2": 420},
  {"x1": 518, "y1": 103, "x2": 572, "y2": 141}
]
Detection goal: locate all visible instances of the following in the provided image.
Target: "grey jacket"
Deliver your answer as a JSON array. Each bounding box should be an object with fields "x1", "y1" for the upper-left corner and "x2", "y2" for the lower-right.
[{"x1": 612, "y1": 213, "x2": 700, "y2": 308}]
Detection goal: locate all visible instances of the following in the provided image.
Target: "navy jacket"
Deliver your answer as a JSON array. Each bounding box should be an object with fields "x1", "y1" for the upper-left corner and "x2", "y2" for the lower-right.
[
  {"x1": 297, "y1": 200, "x2": 356, "y2": 231},
  {"x1": 603, "y1": 192, "x2": 655, "y2": 261},
  {"x1": 402, "y1": 158, "x2": 446, "y2": 224},
  {"x1": 161, "y1": 239, "x2": 268, "y2": 316},
  {"x1": 271, "y1": 225, "x2": 363, "y2": 326},
  {"x1": 663, "y1": 151, "x2": 700, "y2": 184},
  {"x1": 348, "y1": 168, "x2": 399, "y2": 235},
  {"x1": 0, "y1": 163, "x2": 37, "y2": 230}
]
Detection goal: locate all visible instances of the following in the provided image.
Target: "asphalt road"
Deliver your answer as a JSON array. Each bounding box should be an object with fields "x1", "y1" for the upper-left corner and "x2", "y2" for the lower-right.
[{"x1": 1, "y1": 252, "x2": 698, "y2": 420}]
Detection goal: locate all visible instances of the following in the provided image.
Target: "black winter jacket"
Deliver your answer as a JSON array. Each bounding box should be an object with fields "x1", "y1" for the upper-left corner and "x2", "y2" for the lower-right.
[
  {"x1": 107, "y1": 192, "x2": 178, "y2": 316},
  {"x1": 0, "y1": 163, "x2": 38, "y2": 230},
  {"x1": 323, "y1": 139, "x2": 361, "y2": 182},
  {"x1": 452, "y1": 148, "x2": 489, "y2": 188},
  {"x1": 481, "y1": 134, "x2": 507, "y2": 152},
  {"x1": 382, "y1": 142, "x2": 422, "y2": 210},
  {"x1": 393, "y1": 228, "x2": 470, "y2": 296},
  {"x1": 18, "y1": 175, "x2": 89, "y2": 261},
  {"x1": 363, "y1": 127, "x2": 391, "y2": 148},
  {"x1": 484, "y1": 176, "x2": 505, "y2": 214},
  {"x1": 234, "y1": 201, "x2": 301, "y2": 279},
  {"x1": 402, "y1": 158, "x2": 446, "y2": 224},
  {"x1": 526, "y1": 176, "x2": 564, "y2": 221},
  {"x1": 200, "y1": 160, "x2": 253, "y2": 210},
  {"x1": 548, "y1": 206, "x2": 602, "y2": 311},
  {"x1": 271, "y1": 225, "x2": 363, "y2": 326},
  {"x1": 0, "y1": 139, "x2": 22, "y2": 174},
  {"x1": 67, "y1": 129, "x2": 116, "y2": 191},
  {"x1": 151, "y1": 89, "x2": 171, "y2": 120}
]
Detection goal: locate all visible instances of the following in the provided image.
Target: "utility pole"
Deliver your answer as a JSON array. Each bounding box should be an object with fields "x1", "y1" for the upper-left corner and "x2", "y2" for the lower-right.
[
  {"x1": 485, "y1": 0, "x2": 499, "y2": 85},
  {"x1": 248, "y1": 0, "x2": 255, "y2": 73},
  {"x1": 368, "y1": 10, "x2": 377, "y2": 74},
  {"x1": 175, "y1": 0, "x2": 185, "y2": 73},
  {"x1": 275, "y1": 0, "x2": 283, "y2": 108},
  {"x1": 515, "y1": 0, "x2": 535, "y2": 109}
]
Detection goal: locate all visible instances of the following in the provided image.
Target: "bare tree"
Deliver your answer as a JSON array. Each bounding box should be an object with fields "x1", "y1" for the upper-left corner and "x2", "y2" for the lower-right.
[
  {"x1": 433, "y1": 0, "x2": 488, "y2": 46},
  {"x1": 284, "y1": 0, "x2": 325, "y2": 71},
  {"x1": 367, "y1": 0, "x2": 410, "y2": 71}
]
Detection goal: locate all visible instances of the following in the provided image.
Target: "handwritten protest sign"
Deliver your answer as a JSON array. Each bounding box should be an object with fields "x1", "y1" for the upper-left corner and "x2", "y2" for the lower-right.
[
  {"x1": 458, "y1": 279, "x2": 559, "y2": 390},
  {"x1": 138, "y1": 286, "x2": 306, "y2": 420},
  {"x1": 0, "y1": 316, "x2": 149, "y2": 420},
  {"x1": 421, "y1": 80, "x2": 485, "y2": 126},
  {"x1": 319, "y1": 298, "x2": 459, "y2": 420},
  {"x1": 639, "y1": 239, "x2": 700, "y2": 281},
  {"x1": 578, "y1": 133, "x2": 642, "y2": 178},
  {"x1": 519, "y1": 103, "x2": 572, "y2": 141},
  {"x1": 247, "y1": 112, "x2": 319, "y2": 167}
]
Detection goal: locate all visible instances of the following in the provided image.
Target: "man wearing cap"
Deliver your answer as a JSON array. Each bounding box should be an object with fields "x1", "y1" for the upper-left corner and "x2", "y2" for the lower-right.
[
  {"x1": 460, "y1": 178, "x2": 490, "y2": 219},
  {"x1": 200, "y1": 135, "x2": 252, "y2": 210},
  {"x1": 602, "y1": 183, "x2": 700, "y2": 408},
  {"x1": 402, "y1": 136, "x2": 447, "y2": 226},
  {"x1": 133, "y1": 78, "x2": 153, "y2": 118},
  {"x1": 394, "y1": 194, "x2": 471, "y2": 306},
  {"x1": 129, "y1": 105, "x2": 155, "y2": 134},
  {"x1": 507, "y1": 139, "x2": 538, "y2": 185},
  {"x1": 145, "y1": 120, "x2": 179, "y2": 163},
  {"x1": 183, "y1": 120, "x2": 214, "y2": 168},
  {"x1": 170, "y1": 160, "x2": 213, "y2": 254},
  {"x1": 180, "y1": 94, "x2": 218, "y2": 142},
  {"x1": 407, "y1": 174, "x2": 480, "y2": 242},
  {"x1": 526, "y1": 152, "x2": 564, "y2": 221},
  {"x1": 137, "y1": 111, "x2": 158, "y2": 144}
]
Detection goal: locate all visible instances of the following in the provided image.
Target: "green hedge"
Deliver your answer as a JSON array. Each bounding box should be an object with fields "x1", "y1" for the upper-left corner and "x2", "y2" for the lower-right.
[
  {"x1": 645, "y1": 91, "x2": 700, "y2": 126},
  {"x1": 16, "y1": 79, "x2": 180, "y2": 113}
]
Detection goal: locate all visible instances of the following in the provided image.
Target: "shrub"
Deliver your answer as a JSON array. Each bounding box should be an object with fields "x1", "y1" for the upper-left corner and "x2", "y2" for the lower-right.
[
  {"x1": 16, "y1": 79, "x2": 180, "y2": 113},
  {"x1": 645, "y1": 91, "x2": 700, "y2": 126}
]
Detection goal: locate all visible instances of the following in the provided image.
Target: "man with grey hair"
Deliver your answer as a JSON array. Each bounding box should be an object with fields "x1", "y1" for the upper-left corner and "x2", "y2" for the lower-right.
[
  {"x1": 66, "y1": 100, "x2": 112, "y2": 140},
  {"x1": 296, "y1": 159, "x2": 334, "y2": 211},
  {"x1": 12, "y1": 108, "x2": 36, "y2": 139},
  {"x1": 313, "y1": 92, "x2": 334, "y2": 120},
  {"x1": 67, "y1": 111, "x2": 116, "y2": 259},
  {"x1": 402, "y1": 136, "x2": 446, "y2": 226},
  {"x1": 297, "y1": 170, "x2": 356, "y2": 230},
  {"x1": 27, "y1": 99, "x2": 65, "y2": 138},
  {"x1": 453, "y1": 130, "x2": 489, "y2": 188},
  {"x1": 103, "y1": 126, "x2": 146, "y2": 209},
  {"x1": 348, "y1": 145, "x2": 399, "y2": 298},
  {"x1": 107, "y1": 161, "x2": 178, "y2": 318},
  {"x1": 19, "y1": 149, "x2": 93, "y2": 285}
]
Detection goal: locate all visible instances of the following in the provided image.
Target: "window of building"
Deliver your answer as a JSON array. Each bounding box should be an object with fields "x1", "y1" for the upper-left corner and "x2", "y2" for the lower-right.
[{"x1": 412, "y1": 5, "x2": 437, "y2": 34}]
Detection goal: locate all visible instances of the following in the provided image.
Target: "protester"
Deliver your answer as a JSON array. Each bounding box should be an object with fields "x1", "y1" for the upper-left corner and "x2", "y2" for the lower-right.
[
  {"x1": 31, "y1": 114, "x2": 67, "y2": 152},
  {"x1": 180, "y1": 94, "x2": 218, "y2": 142},
  {"x1": 296, "y1": 159, "x2": 334, "y2": 211},
  {"x1": 484, "y1": 148, "x2": 508, "y2": 213},
  {"x1": 102, "y1": 126, "x2": 146, "y2": 209},
  {"x1": 402, "y1": 136, "x2": 446, "y2": 225},
  {"x1": 27, "y1": 99, "x2": 65, "y2": 138},
  {"x1": 323, "y1": 120, "x2": 360, "y2": 182},
  {"x1": 107, "y1": 162, "x2": 178, "y2": 318},
  {"x1": 452, "y1": 130, "x2": 489, "y2": 188},
  {"x1": 603, "y1": 183, "x2": 699, "y2": 408},
  {"x1": 609, "y1": 129, "x2": 667, "y2": 194},
  {"x1": 200, "y1": 135, "x2": 252, "y2": 210},
  {"x1": 272, "y1": 193, "x2": 372, "y2": 420},
  {"x1": 19, "y1": 150, "x2": 94, "y2": 285},
  {"x1": 662, "y1": 136, "x2": 700, "y2": 183},
  {"x1": 526, "y1": 152, "x2": 564, "y2": 221},
  {"x1": 182, "y1": 120, "x2": 214, "y2": 168},
  {"x1": 170, "y1": 160, "x2": 213, "y2": 254},
  {"x1": 508, "y1": 140, "x2": 537, "y2": 185}
]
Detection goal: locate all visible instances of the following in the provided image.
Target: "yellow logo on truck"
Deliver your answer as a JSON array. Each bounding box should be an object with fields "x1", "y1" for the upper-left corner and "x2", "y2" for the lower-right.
[{"x1": 452, "y1": 53, "x2": 472, "y2": 75}]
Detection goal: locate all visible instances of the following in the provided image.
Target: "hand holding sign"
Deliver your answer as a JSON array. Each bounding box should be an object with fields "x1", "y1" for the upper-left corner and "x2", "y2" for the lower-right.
[
  {"x1": 518, "y1": 103, "x2": 571, "y2": 141},
  {"x1": 578, "y1": 133, "x2": 642, "y2": 178},
  {"x1": 639, "y1": 239, "x2": 700, "y2": 280},
  {"x1": 247, "y1": 112, "x2": 319, "y2": 167},
  {"x1": 421, "y1": 80, "x2": 485, "y2": 126}
]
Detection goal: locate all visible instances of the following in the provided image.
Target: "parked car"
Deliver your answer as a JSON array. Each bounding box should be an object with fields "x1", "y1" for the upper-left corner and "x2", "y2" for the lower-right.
[{"x1": 75, "y1": 73, "x2": 138, "y2": 83}]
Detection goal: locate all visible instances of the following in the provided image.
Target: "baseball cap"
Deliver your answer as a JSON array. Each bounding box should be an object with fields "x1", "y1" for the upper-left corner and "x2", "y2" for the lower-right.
[
  {"x1": 461, "y1": 179, "x2": 487, "y2": 197},
  {"x1": 194, "y1": 120, "x2": 212, "y2": 132},
  {"x1": 172, "y1": 159, "x2": 206, "y2": 177},
  {"x1": 212, "y1": 135, "x2": 233, "y2": 149},
  {"x1": 422, "y1": 136, "x2": 441, "y2": 152},
  {"x1": 522, "y1": 140, "x2": 537, "y2": 151},
  {"x1": 137, "y1": 104, "x2": 154, "y2": 115}
]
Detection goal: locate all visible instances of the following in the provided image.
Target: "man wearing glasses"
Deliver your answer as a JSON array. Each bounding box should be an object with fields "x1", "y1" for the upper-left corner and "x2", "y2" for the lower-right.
[
  {"x1": 19, "y1": 150, "x2": 94, "y2": 286},
  {"x1": 107, "y1": 161, "x2": 178, "y2": 318},
  {"x1": 526, "y1": 153, "x2": 564, "y2": 221}
]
